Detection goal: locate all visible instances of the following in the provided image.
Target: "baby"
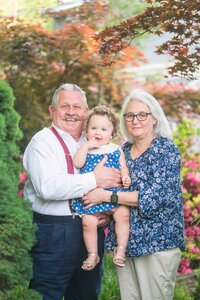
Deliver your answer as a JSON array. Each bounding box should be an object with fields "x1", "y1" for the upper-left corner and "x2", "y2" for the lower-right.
[{"x1": 72, "y1": 105, "x2": 130, "y2": 271}]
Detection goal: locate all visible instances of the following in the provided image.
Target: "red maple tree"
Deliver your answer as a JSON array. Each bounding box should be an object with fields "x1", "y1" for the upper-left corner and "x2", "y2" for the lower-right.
[{"x1": 95, "y1": 0, "x2": 200, "y2": 78}]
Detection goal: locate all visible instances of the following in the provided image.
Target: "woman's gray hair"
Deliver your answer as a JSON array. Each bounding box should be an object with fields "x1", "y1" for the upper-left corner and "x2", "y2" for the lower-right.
[
  {"x1": 120, "y1": 89, "x2": 172, "y2": 142},
  {"x1": 51, "y1": 83, "x2": 88, "y2": 108}
]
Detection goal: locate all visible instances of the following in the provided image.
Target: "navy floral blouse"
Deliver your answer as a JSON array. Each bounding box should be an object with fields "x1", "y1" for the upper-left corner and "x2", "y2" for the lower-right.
[{"x1": 106, "y1": 137, "x2": 186, "y2": 257}]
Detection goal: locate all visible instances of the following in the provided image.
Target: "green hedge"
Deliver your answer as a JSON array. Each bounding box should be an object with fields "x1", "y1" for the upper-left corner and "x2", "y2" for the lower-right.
[{"x1": 0, "y1": 80, "x2": 41, "y2": 300}]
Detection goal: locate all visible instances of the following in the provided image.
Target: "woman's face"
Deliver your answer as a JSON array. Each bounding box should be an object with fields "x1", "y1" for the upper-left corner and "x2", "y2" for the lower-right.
[{"x1": 125, "y1": 100, "x2": 157, "y2": 141}]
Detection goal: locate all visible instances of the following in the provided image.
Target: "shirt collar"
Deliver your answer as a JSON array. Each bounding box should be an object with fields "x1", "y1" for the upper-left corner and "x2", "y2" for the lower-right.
[{"x1": 52, "y1": 123, "x2": 86, "y2": 144}]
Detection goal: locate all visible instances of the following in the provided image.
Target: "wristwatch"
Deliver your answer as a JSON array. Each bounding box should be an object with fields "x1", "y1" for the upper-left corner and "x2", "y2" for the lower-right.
[{"x1": 111, "y1": 191, "x2": 118, "y2": 204}]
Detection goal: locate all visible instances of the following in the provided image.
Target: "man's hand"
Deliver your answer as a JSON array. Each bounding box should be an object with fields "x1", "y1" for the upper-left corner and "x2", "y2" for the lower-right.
[{"x1": 94, "y1": 156, "x2": 122, "y2": 188}]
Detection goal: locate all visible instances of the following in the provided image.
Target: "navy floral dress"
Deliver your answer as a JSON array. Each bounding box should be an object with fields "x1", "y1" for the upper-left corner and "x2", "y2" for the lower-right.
[
  {"x1": 72, "y1": 143, "x2": 128, "y2": 215},
  {"x1": 106, "y1": 137, "x2": 185, "y2": 257}
]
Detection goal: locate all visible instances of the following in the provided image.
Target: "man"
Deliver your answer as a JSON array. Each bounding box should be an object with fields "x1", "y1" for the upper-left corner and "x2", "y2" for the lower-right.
[{"x1": 23, "y1": 83, "x2": 121, "y2": 300}]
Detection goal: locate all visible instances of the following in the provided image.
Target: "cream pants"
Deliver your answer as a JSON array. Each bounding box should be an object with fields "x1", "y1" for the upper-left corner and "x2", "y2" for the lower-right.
[{"x1": 116, "y1": 248, "x2": 182, "y2": 300}]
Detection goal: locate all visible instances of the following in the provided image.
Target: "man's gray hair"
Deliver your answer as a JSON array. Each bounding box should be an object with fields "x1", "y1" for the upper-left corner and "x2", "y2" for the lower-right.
[
  {"x1": 120, "y1": 89, "x2": 172, "y2": 142},
  {"x1": 51, "y1": 83, "x2": 88, "y2": 108}
]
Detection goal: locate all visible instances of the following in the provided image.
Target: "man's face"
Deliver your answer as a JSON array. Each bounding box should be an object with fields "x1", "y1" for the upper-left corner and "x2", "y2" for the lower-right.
[{"x1": 49, "y1": 90, "x2": 88, "y2": 140}]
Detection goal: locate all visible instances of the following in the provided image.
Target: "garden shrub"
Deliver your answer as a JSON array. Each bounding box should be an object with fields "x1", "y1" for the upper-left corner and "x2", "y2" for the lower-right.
[
  {"x1": 173, "y1": 118, "x2": 200, "y2": 274},
  {"x1": 0, "y1": 80, "x2": 41, "y2": 300}
]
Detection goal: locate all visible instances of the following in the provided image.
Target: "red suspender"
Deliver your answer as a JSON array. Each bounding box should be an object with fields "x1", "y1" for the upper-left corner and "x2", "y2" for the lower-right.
[
  {"x1": 49, "y1": 126, "x2": 75, "y2": 215},
  {"x1": 49, "y1": 127, "x2": 74, "y2": 174}
]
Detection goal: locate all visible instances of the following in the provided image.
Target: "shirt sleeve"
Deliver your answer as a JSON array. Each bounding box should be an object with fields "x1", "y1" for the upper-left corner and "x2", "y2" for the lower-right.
[
  {"x1": 23, "y1": 136, "x2": 97, "y2": 201},
  {"x1": 137, "y1": 141, "x2": 182, "y2": 218}
]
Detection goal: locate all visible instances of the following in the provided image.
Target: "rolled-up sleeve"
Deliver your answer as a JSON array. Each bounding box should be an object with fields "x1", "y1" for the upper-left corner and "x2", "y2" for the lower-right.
[{"x1": 23, "y1": 136, "x2": 97, "y2": 201}]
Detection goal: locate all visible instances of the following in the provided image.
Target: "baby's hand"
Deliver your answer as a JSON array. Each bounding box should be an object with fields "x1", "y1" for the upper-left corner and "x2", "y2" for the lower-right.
[
  {"x1": 122, "y1": 175, "x2": 131, "y2": 188},
  {"x1": 87, "y1": 138, "x2": 100, "y2": 150}
]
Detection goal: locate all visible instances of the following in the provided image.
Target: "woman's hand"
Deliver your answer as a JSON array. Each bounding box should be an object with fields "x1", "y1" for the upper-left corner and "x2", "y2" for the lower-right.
[
  {"x1": 97, "y1": 213, "x2": 111, "y2": 227},
  {"x1": 82, "y1": 188, "x2": 111, "y2": 209}
]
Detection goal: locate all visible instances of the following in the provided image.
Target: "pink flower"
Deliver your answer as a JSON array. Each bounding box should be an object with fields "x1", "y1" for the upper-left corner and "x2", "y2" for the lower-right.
[
  {"x1": 178, "y1": 258, "x2": 192, "y2": 274},
  {"x1": 185, "y1": 227, "x2": 195, "y2": 238},
  {"x1": 187, "y1": 161, "x2": 198, "y2": 169},
  {"x1": 193, "y1": 225, "x2": 200, "y2": 234},
  {"x1": 186, "y1": 173, "x2": 197, "y2": 186},
  {"x1": 185, "y1": 216, "x2": 194, "y2": 222},
  {"x1": 192, "y1": 209, "x2": 199, "y2": 217},
  {"x1": 19, "y1": 170, "x2": 27, "y2": 184},
  {"x1": 182, "y1": 187, "x2": 187, "y2": 193},
  {"x1": 183, "y1": 204, "x2": 191, "y2": 212},
  {"x1": 18, "y1": 190, "x2": 24, "y2": 197},
  {"x1": 18, "y1": 170, "x2": 27, "y2": 198},
  {"x1": 184, "y1": 210, "x2": 191, "y2": 218},
  {"x1": 187, "y1": 240, "x2": 195, "y2": 247},
  {"x1": 189, "y1": 247, "x2": 200, "y2": 254},
  {"x1": 104, "y1": 227, "x2": 108, "y2": 237},
  {"x1": 182, "y1": 268, "x2": 192, "y2": 274}
]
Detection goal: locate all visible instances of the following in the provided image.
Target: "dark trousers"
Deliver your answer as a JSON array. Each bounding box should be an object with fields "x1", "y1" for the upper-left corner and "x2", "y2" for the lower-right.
[{"x1": 30, "y1": 212, "x2": 105, "y2": 300}]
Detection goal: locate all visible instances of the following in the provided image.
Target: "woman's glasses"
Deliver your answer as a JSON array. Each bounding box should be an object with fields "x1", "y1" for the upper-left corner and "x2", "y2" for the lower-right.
[{"x1": 123, "y1": 112, "x2": 152, "y2": 122}]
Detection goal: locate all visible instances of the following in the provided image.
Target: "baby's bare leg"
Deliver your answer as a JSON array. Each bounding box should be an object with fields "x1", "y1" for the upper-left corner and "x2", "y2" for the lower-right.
[
  {"x1": 81, "y1": 214, "x2": 100, "y2": 271},
  {"x1": 113, "y1": 206, "x2": 130, "y2": 261},
  {"x1": 82, "y1": 214, "x2": 99, "y2": 254}
]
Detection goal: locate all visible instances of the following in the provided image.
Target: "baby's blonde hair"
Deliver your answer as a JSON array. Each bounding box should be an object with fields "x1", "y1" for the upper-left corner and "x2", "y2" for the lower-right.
[{"x1": 85, "y1": 105, "x2": 119, "y2": 138}]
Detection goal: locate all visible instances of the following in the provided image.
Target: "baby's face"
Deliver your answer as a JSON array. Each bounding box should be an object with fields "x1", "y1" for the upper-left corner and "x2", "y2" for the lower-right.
[{"x1": 87, "y1": 115, "x2": 114, "y2": 146}]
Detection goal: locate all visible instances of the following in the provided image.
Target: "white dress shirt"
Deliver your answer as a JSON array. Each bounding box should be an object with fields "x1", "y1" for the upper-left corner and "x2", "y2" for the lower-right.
[{"x1": 23, "y1": 124, "x2": 96, "y2": 216}]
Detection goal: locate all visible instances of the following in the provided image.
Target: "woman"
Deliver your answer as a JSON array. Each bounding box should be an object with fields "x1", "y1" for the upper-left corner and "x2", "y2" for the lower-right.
[{"x1": 82, "y1": 89, "x2": 185, "y2": 300}]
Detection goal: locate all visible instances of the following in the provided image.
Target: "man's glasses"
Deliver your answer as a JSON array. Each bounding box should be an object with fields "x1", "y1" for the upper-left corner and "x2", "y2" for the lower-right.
[{"x1": 123, "y1": 112, "x2": 152, "y2": 122}]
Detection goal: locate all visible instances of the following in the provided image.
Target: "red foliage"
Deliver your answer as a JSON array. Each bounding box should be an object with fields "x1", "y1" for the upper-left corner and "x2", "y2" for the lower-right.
[
  {"x1": 0, "y1": 18, "x2": 144, "y2": 148},
  {"x1": 95, "y1": 0, "x2": 200, "y2": 78}
]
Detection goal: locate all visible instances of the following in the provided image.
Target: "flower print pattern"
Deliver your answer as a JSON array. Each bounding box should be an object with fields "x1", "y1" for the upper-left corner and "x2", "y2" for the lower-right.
[
  {"x1": 106, "y1": 137, "x2": 185, "y2": 257},
  {"x1": 72, "y1": 145, "x2": 128, "y2": 214}
]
